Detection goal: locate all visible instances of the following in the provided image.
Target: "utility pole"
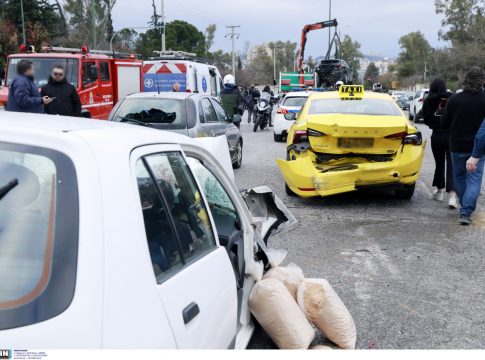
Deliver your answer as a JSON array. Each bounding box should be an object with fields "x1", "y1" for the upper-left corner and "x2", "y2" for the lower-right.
[
  {"x1": 161, "y1": 0, "x2": 166, "y2": 52},
  {"x1": 91, "y1": 0, "x2": 97, "y2": 48},
  {"x1": 328, "y1": 0, "x2": 332, "y2": 50},
  {"x1": 20, "y1": 0, "x2": 26, "y2": 45},
  {"x1": 424, "y1": 60, "x2": 428, "y2": 83},
  {"x1": 271, "y1": 44, "x2": 281, "y2": 91},
  {"x1": 225, "y1": 25, "x2": 241, "y2": 78}
]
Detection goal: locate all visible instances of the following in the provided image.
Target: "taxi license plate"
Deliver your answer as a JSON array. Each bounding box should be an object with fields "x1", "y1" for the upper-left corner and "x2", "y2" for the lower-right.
[{"x1": 338, "y1": 138, "x2": 374, "y2": 148}]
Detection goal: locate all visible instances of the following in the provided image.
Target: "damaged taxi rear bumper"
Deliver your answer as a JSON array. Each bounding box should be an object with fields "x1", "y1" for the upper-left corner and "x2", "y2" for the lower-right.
[{"x1": 277, "y1": 144, "x2": 425, "y2": 198}]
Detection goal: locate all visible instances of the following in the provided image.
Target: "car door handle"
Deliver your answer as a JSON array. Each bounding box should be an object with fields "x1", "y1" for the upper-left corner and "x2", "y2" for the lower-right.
[{"x1": 182, "y1": 302, "x2": 200, "y2": 324}]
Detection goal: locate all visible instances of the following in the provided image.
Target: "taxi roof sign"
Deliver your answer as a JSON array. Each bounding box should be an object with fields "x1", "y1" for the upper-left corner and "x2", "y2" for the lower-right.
[{"x1": 339, "y1": 85, "x2": 364, "y2": 100}]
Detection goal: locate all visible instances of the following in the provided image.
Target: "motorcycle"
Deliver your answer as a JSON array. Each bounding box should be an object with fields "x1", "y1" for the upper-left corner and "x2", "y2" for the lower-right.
[{"x1": 253, "y1": 92, "x2": 275, "y2": 132}]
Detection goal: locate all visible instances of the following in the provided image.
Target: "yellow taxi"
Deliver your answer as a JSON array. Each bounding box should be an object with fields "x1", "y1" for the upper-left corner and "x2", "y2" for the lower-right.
[{"x1": 277, "y1": 85, "x2": 426, "y2": 199}]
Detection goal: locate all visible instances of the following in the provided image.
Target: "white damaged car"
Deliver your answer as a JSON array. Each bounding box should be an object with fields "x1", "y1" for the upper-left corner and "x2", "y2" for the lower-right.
[{"x1": 0, "y1": 114, "x2": 295, "y2": 349}]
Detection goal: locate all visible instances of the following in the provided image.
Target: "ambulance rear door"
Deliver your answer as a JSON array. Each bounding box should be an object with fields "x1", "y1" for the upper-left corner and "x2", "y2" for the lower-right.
[{"x1": 142, "y1": 61, "x2": 188, "y2": 93}]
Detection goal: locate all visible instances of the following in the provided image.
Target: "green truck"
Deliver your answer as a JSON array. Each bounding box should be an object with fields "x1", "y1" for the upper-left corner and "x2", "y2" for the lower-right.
[{"x1": 279, "y1": 72, "x2": 317, "y2": 93}]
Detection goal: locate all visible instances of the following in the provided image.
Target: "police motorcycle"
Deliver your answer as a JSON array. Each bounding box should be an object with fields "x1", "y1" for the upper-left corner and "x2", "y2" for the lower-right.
[{"x1": 253, "y1": 92, "x2": 278, "y2": 132}]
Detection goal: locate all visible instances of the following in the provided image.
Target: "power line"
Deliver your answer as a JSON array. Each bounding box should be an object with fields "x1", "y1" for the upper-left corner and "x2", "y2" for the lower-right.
[{"x1": 225, "y1": 25, "x2": 240, "y2": 78}]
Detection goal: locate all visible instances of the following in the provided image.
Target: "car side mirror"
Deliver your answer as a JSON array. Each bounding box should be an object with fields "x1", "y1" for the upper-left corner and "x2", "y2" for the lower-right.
[
  {"x1": 284, "y1": 112, "x2": 297, "y2": 121},
  {"x1": 232, "y1": 114, "x2": 242, "y2": 125}
]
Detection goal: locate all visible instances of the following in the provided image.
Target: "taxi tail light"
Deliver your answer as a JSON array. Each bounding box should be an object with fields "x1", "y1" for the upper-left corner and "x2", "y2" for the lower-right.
[
  {"x1": 403, "y1": 132, "x2": 423, "y2": 145},
  {"x1": 307, "y1": 128, "x2": 326, "y2": 137},
  {"x1": 277, "y1": 107, "x2": 288, "y2": 114},
  {"x1": 292, "y1": 130, "x2": 309, "y2": 144},
  {"x1": 385, "y1": 132, "x2": 423, "y2": 145},
  {"x1": 385, "y1": 132, "x2": 407, "y2": 140}
]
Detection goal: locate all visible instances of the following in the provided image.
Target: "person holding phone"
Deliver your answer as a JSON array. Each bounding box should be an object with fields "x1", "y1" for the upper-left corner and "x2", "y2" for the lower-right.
[
  {"x1": 41, "y1": 65, "x2": 82, "y2": 117},
  {"x1": 6, "y1": 60, "x2": 52, "y2": 114}
]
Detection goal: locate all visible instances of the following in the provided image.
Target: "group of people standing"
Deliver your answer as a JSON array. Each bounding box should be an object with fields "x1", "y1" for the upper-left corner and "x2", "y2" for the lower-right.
[
  {"x1": 6, "y1": 59, "x2": 81, "y2": 117},
  {"x1": 423, "y1": 66, "x2": 485, "y2": 225}
]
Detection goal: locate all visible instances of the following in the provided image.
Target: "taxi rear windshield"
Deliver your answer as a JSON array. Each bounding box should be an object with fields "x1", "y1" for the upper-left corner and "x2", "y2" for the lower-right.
[
  {"x1": 0, "y1": 143, "x2": 78, "y2": 330},
  {"x1": 308, "y1": 98, "x2": 402, "y2": 116}
]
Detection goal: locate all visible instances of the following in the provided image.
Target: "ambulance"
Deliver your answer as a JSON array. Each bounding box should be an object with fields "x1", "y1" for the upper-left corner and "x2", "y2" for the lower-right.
[
  {"x1": 142, "y1": 51, "x2": 223, "y2": 97},
  {"x1": 0, "y1": 45, "x2": 143, "y2": 120}
]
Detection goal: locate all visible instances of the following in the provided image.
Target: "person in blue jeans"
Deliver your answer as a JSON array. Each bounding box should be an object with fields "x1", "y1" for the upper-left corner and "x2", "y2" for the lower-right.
[{"x1": 443, "y1": 67, "x2": 485, "y2": 225}]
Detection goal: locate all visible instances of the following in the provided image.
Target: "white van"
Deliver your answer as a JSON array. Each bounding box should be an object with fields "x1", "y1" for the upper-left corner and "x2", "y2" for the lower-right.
[{"x1": 142, "y1": 51, "x2": 223, "y2": 97}]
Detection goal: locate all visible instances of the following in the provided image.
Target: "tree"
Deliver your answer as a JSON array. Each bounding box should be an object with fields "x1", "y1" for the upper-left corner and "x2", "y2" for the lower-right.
[
  {"x1": 306, "y1": 55, "x2": 316, "y2": 71},
  {"x1": 209, "y1": 49, "x2": 232, "y2": 74},
  {"x1": 165, "y1": 20, "x2": 205, "y2": 57},
  {"x1": 3, "y1": 0, "x2": 66, "y2": 40},
  {"x1": 433, "y1": 0, "x2": 485, "y2": 85},
  {"x1": 113, "y1": 28, "x2": 139, "y2": 52},
  {"x1": 26, "y1": 22, "x2": 50, "y2": 51},
  {"x1": 340, "y1": 35, "x2": 363, "y2": 81},
  {"x1": 364, "y1": 62, "x2": 379, "y2": 87},
  {"x1": 247, "y1": 44, "x2": 273, "y2": 84},
  {"x1": 205, "y1": 24, "x2": 216, "y2": 55},
  {"x1": 137, "y1": 20, "x2": 206, "y2": 58},
  {"x1": 435, "y1": 0, "x2": 485, "y2": 45},
  {"x1": 63, "y1": 0, "x2": 118, "y2": 48},
  {"x1": 395, "y1": 31, "x2": 433, "y2": 80},
  {"x1": 0, "y1": 20, "x2": 19, "y2": 67}
]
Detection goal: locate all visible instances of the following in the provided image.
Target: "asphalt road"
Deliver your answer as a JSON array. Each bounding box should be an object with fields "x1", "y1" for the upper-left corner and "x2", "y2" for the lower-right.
[{"x1": 236, "y1": 114, "x2": 485, "y2": 349}]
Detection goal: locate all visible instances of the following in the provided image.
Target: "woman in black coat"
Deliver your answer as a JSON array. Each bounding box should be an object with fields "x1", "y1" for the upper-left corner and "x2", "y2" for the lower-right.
[{"x1": 422, "y1": 78, "x2": 458, "y2": 209}]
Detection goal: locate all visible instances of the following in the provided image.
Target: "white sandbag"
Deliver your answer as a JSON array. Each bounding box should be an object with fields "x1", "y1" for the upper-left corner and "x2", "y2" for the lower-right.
[
  {"x1": 249, "y1": 278, "x2": 315, "y2": 349},
  {"x1": 297, "y1": 279, "x2": 356, "y2": 350},
  {"x1": 311, "y1": 345, "x2": 334, "y2": 350},
  {"x1": 265, "y1": 248, "x2": 288, "y2": 268},
  {"x1": 262, "y1": 263, "x2": 305, "y2": 300}
]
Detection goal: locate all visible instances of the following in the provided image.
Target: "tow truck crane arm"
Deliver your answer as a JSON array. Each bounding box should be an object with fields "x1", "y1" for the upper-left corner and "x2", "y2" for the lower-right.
[{"x1": 297, "y1": 19, "x2": 338, "y2": 76}]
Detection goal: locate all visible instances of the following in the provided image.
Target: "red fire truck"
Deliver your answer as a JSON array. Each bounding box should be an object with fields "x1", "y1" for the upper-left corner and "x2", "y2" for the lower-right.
[{"x1": 0, "y1": 45, "x2": 143, "y2": 119}]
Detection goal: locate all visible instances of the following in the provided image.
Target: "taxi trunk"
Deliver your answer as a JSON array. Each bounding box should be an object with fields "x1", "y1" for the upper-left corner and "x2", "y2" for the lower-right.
[{"x1": 305, "y1": 114, "x2": 408, "y2": 158}]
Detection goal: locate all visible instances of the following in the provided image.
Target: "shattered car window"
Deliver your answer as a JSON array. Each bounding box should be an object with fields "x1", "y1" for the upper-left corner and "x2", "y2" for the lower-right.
[{"x1": 187, "y1": 158, "x2": 237, "y2": 220}]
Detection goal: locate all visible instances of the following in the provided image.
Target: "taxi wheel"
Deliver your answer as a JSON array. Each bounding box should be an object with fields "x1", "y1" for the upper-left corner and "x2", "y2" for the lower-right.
[{"x1": 395, "y1": 183, "x2": 416, "y2": 199}]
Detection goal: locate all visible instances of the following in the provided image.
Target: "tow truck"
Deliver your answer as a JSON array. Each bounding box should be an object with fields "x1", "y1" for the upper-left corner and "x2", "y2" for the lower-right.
[
  {"x1": 0, "y1": 45, "x2": 143, "y2": 119},
  {"x1": 279, "y1": 19, "x2": 338, "y2": 93}
]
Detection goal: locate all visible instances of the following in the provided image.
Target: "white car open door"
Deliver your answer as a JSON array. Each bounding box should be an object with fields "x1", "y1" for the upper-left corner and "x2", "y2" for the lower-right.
[{"x1": 131, "y1": 145, "x2": 237, "y2": 349}]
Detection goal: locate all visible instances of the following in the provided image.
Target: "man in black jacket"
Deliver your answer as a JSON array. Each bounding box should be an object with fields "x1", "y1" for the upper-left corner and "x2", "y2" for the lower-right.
[
  {"x1": 41, "y1": 65, "x2": 82, "y2": 117},
  {"x1": 442, "y1": 66, "x2": 485, "y2": 225}
]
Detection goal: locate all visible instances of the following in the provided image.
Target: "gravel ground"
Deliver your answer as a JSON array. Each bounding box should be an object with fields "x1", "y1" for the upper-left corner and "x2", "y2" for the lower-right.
[{"x1": 234, "y1": 113, "x2": 485, "y2": 349}]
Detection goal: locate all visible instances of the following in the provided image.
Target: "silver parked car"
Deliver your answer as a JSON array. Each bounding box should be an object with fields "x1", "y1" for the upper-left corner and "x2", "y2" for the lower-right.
[{"x1": 109, "y1": 92, "x2": 243, "y2": 168}]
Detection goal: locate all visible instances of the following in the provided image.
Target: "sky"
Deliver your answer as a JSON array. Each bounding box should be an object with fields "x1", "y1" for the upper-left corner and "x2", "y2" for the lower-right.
[{"x1": 112, "y1": 0, "x2": 446, "y2": 59}]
